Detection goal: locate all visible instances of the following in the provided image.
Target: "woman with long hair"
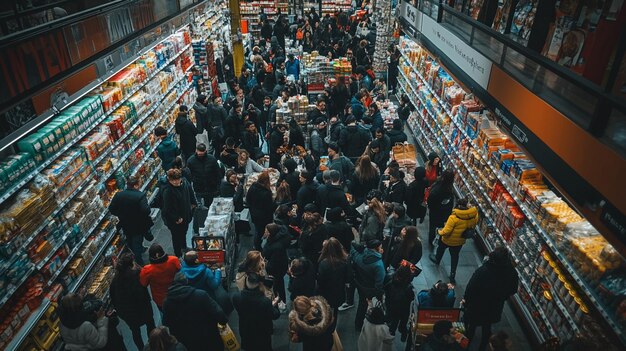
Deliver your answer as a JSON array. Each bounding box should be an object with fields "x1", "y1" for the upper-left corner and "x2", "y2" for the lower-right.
[
  {"x1": 145, "y1": 326, "x2": 187, "y2": 351},
  {"x1": 109, "y1": 252, "x2": 155, "y2": 350},
  {"x1": 235, "y1": 149, "x2": 265, "y2": 175},
  {"x1": 359, "y1": 190, "x2": 387, "y2": 244},
  {"x1": 386, "y1": 226, "x2": 423, "y2": 269},
  {"x1": 246, "y1": 171, "x2": 277, "y2": 250},
  {"x1": 299, "y1": 212, "x2": 329, "y2": 269},
  {"x1": 384, "y1": 264, "x2": 415, "y2": 341},
  {"x1": 430, "y1": 197, "x2": 478, "y2": 283},
  {"x1": 263, "y1": 223, "x2": 290, "y2": 303},
  {"x1": 405, "y1": 166, "x2": 428, "y2": 224},
  {"x1": 235, "y1": 250, "x2": 273, "y2": 298},
  {"x1": 427, "y1": 169, "x2": 455, "y2": 249},
  {"x1": 275, "y1": 180, "x2": 292, "y2": 206},
  {"x1": 288, "y1": 296, "x2": 334, "y2": 351},
  {"x1": 350, "y1": 155, "x2": 380, "y2": 205},
  {"x1": 424, "y1": 152, "x2": 442, "y2": 186},
  {"x1": 58, "y1": 293, "x2": 108, "y2": 350},
  {"x1": 317, "y1": 238, "x2": 352, "y2": 326}
]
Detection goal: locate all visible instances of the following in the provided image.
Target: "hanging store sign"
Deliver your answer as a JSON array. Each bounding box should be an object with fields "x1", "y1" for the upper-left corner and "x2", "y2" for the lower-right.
[
  {"x1": 398, "y1": 0, "x2": 421, "y2": 38},
  {"x1": 420, "y1": 14, "x2": 492, "y2": 89}
]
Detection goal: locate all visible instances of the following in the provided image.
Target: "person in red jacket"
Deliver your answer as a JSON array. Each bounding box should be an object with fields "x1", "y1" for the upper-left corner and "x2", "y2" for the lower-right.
[{"x1": 140, "y1": 244, "x2": 181, "y2": 310}]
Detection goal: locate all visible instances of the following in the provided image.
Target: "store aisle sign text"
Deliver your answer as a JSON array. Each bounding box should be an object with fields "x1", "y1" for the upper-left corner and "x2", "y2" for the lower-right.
[{"x1": 421, "y1": 15, "x2": 492, "y2": 89}]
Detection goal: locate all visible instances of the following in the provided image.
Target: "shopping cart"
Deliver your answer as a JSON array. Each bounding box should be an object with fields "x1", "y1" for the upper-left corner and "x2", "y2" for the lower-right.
[
  {"x1": 191, "y1": 236, "x2": 226, "y2": 266},
  {"x1": 405, "y1": 294, "x2": 464, "y2": 351}
]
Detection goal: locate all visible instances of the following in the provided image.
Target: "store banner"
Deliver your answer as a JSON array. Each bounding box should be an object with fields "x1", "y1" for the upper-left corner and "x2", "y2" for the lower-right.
[
  {"x1": 398, "y1": 0, "x2": 421, "y2": 38},
  {"x1": 420, "y1": 14, "x2": 492, "y2": 89}
]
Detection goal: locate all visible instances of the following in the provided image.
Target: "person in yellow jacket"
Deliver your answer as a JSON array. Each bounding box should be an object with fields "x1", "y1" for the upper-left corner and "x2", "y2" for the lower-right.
[{"x1": 429, "y1": 198, "x2": 479, "y2": 283}]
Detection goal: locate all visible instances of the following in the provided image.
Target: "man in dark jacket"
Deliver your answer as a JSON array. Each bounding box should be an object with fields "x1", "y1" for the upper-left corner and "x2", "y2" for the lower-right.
[
  {"x1": 327, "y1": 116, "x2": 344, "y2": 144},
  {"x1": 278, "y1": 158, "x2": 300, "y2": 201},
  {"x1": 339, "y1": 115, "x2": 371, "y2": 162},
  {"x1": 224, "y1": 104, "x2": 245, "y2": 143},
  {"x1": 384, "y1": 169, "x2": 407, "y2": 205},
  {"x1": 464, "y1": 247, "x2": 519, "y2": 351},
  {"x1": 296, "y1": 170, "x2": 319, "y2": 219},
  {"x1": 387, "y1": 119, "x2": 408, "y2": 145},
  {"x1": 163, "y1": 273, "x2": 228, "y2": 351},
  {"x1": 193, "y1": 95, "x2": 210, "y2": 136},
  {"x1": 208, "y1": 95, "x2": 227, "y2": 155},
  {"x1": 186, "y1": 143, "x2": 221, "y2": 211},
  {"x1": 241, "y1": 121, "x2": 262, "y2": 160},
  {"x1": 324, "y1": 207, "x2": 354, "y2": 252},
  {"x1": 161, "y1": 169, "x2": 197, "y2": 257},
  {"x1": 109, "y1": 175, "x2": 153, "y2": 265},
  {"x1": 327, "y1": 143, "x2": 354, "y2": 183},
  {"x1": 260, "y1": 19, "x2": 273, "y2": 41},
  {"x1": 174, "y1": 107, "x2": 198, "y2": 162},
  {"x1": 351, "y1": 240, "x2": 385, "y2": 331},
  {"x1": 269, "y1": 124, "x2": 287, "y2": 169},
  {"x1": 154, "y1": 126, "x2": 180, "y2": 171},
  {"x1": 315, "y1": 170, "x2": 350, "y2": 216},
  {"x1": 427, "y1": 170, "x2": 455, "y2": 248},
  {"x1": 351, "y1": 92, "x2": 367, "y2": 120},
  {"x1": 219, "y1": 137, "x2": 239, "y2": 169},
  {"x1": 233, "y1": 273, "x2": 281, "y2": 351},
  {"x1": 307, "y1": 99, "x2": 328, "y2": 122},
  {"x1": 259, "y1": 96, "x2": 274, "y2": 138},
  {"x1": 272, "y1": 75, "x2": 286, "y2": 100}
]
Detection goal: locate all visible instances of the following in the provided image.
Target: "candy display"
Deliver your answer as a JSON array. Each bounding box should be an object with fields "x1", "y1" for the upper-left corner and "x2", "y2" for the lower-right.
[{"x1": 398, "y1": 35, "x2": 625, "y2": 347}]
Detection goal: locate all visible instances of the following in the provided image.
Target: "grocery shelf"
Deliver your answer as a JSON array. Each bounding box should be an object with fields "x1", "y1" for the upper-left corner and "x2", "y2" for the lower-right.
[
  {"x1": 399, "y1": 51, "x2": 624, "y2": 340},
  {"x1": 0, "y1": 42, "x2": 191, "y2": 206}
]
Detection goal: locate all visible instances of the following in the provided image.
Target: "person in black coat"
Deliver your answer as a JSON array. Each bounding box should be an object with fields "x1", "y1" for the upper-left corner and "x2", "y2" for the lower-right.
[
  {"x1": 315, "y1": 170, "x2": 351, "y2": 215},
  {"x1": 405, "y1": 166, "x2": 428, "y2": 224},
  {"x1": 219, "y1": 137, "x2": 239, "y2": 168},
  {"x1": 387, "y1": 119, "x2": 408, "y2": 145},
  {"x1": 208, "y1": 95, "x2": 228, "y2": 154},
  {"x1": 174, "y1": 107, "x2": 198, "y2": 162},
  {"x1": 232, "y1": 272, "x2": 281, "y2": 351},
  {"x1": 296, "y1": 170, "x2": 319, "y2": 219},
  {"x1": 161, "y1": 169, "x2": 197, "y2": 257},
  {"x1": 323, "y1": 207, "x2": 354, "y2": 252},
  {"x1": 427, "y1": 169, "x2": 455, "y2": 248},
  {"x1": 246, "y1": 171, "x2": 277, "y2": 250},
  {"x1": 109, "y1": 252, "x2": 155, "y2": 350},
  {"x1": 317, "y1": 238, "x2": 352, "y2": 314},
  {"x1": 262, "y1": 223, "x2": 290, "y2": 303},
  {"x1": 299, "y1": 212, "x2": 329, "y2": 268},
  {"x1": 162, "y1": 273, "x2": 228, "y2": 351},
  {"x1": 224, "y1": 104, "x2": 245, "y2": 143},
  {"x1": 186, "y1": 143, "x2": 221, "y2": 209},
  {"x1": 339, "y1": 116, "x2": 371, "y2": 162},
  {"x1": 219, "y1": 170, "x2": 244, "y2": 212},
  {"x1": 464, "y1": 247, "x2": 519, "y2": 351},
  {"x1": 386, "y1": 226, "x2": 423, "y2": 270},
  {"x1": 260, "y1": 19, "x2": 273, "y2": 41},
  {"x1": 384, "y1": 264, "x2": 415, "y2": 340},
  {"x1": 288, "y1": 119, "x2": 306, "y2": 148},
  {"x1": 241, "y1": 121, "x2": 263, "y2": 160},
  {"x1": 109, "y1": 175, "x2": 153, "y2": 265},
  {"x1": 269, "y1": 124, "x2": 288, "y2": 169},
  {"x1": 193, "y1": 95, "x2": 210, "y2": 136},
  {"x1": 384, "y1": 169, "x2": 407, "y2": 205},
  {"x1": 279, "y1": 158, "x2": 300, "y2": 201},
  {"x1": 288, "y1": 257, "x2": 317, "y2": 300},
  {"x1": 397, "y1": 94, "x2": 413, "y2": 123}
]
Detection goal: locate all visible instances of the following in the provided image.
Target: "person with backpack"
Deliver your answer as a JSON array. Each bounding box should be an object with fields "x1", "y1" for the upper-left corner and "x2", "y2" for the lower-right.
[
  {"x1": 154, "y1": 126, "x2": 180, "y2": 171},
  {"x1": 174, "y1": 106, "x2": 198, "y2": 163},
  {"x1": 326, "y1": 142, "x2": 354, "y2": 183},
  {"x1": 427, "y1": 169, "x2": 455, "y2": 250},
  {"x1": 351, "y1": 240, "x2": 386, "y2": 331},
  {"x1": 429, "y1": 197, "x2": 479, "y2": 283},
  {"x1": 359, "y1": 190, "x2": 387, "y2": 244},
  {"x1": 339, "y1": 115, "x2": 371, "y2": 162}
]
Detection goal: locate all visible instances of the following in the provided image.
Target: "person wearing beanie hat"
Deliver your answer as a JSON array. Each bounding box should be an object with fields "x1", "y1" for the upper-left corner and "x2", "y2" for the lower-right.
[
  {"x1": 350, "y1": 236, "x2": 385, "y2": 331},
  {"x1": 326, "y1": 141, "x2": 355, "y2": 183},
  {"x1": 162, "y1": 272, "x2": 228, "y2": 351},
  {"x1": 139, "y1": 244, "x2": 181, "y2": 310},
  {"x1": 232, "y1": 272, "x2": 281, "y2": 351}
]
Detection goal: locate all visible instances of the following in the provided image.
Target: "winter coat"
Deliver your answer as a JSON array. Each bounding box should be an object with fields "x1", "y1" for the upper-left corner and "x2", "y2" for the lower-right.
[
  {"x1": 405, "y1": 176, "x2": 428, "y2": 220},
  {"x1": 175, "y1": 115, "x2": 198, "y2": 156},
  {"x1": 207, "y1": 103, "x2": 227, "y2": 128},
  {"x1": 234, "y1": 158, "x2": 265, "y2": 175},
  {"x1": 315, "y1": 184, "x2": 350, "y2": 215},
  {"x1": 350, "y1": 244, "x2": 385, "y2": 297},
  {"x1": 351, "y1": 96, "x2": 366, "y2": 120},
  {"x1": 439, "y1": 207, "x2": 479, "y2": 247},
  {"x1": 186, "y1": 153, "x2": 221, "y2": 195},
  {"x1": 219, "y1": 148, "x2": 239, "y2": 168},
  {"x1": 417, "y1": 289, "x2": 456, "y2": 308},
  {"x1": 180, "y1": 261, "x2": 221, "y2": 293},
  {"x1": 366, "y1": 148, "x2": 389, "y2": 175},
  {"x1": 288, "y1": 259, "x2": 317, "y2": 300},
  {"x1": 219, "y1": 180, "x2": 244, "y2": 212},
  {"x1": 384, "y1": 179, "x2": 407, "y2": 205},
  {"x1": 232, "y1": 288, "x2": 280, "y2": 350},
  {"x1": 307, "y1": 107, "x2": 327, "y2": 122},
  {"x1": 289, "y1": 127, "x2": 306, "y2": 148},
  {"x1": 328, "y1": 122, "x2": 344, "y2": 144},
  {"x1": 310, "y1": 129, "x2": 326, "y2": 159},
  {"x1": 224, "y1": 113, "x2": 244, "y2": 142},
  {"x1": 241, "y1": 131, "x2": 261, "y2": 158},
  {"x1": 339, "y1": 124, "x2": 371, "y2": 159},
  {"x1": 357, "y1": 317, "x2": 394, "y2": 351},
  {"x1": 278, "y1": 170, "x2": 301, "y2": 201},
  {"x1": 397, "y1": 104, "x2": 412, "y2": 121},
  {"x1": 359, "y1": 209, "x2": 385, "y2": 244},
  {"x1": 156, "y1": 136, "x2": 180, "y2": 170},
  {"x1": 317, "y1": 259, "x2": 352, "y2": 308},
  {"x1": 299, "y1": 224, "x2": 329, "y2": 265},
  {"x1": 464, "y1": 257, "x2": 519, "y2": 325},
  {"x1": 375, "y1": 134, "x2": 391, "y2": 156},
  {"x1": 109, "y1": 269, "x2": 153, "y2": 327},
  {"x1": 427, "y1": 182, "x2": 455, "y2": 227},
  {"x1": 350, "y1": 172, "x2": 380, "y2": 204},
  {"x1": 193, "y1": 101, "x2": 209, "y2": 134},
  {"x1": 288, "y1": 296, "x2": 334, "y2": 351},
  {"x1": 263, "y1": 228, "x2": 291, "y2": 277},
  {"x1": 285, "y1": 59, "x2": 300, "y2": 80},
  {"x1": 162, "y1": 283, "x2": 228, "y2": 351},
  {"x1": 384, "y1": 279, "x2": 415, "y2": 320},
  {"x1": 139, "y1": 256, "x2": 181, "y2": 308},
  {"x1": 387, "y1": 237, "x2": 423, "y2": 269},
  {"x1": 327, "y1": 155, "x2": 354, "y2": 182},
  {"x1": 387, "y1": 129, "x2": 408, "y2": 145},
  {"x1": 109, "y1": 188, "x2": 152, "y2": 238},
  {"x1": 324, "y1": 220, "x2": 354, "y2": 252},
  {"x1": 297, "y1": 182, "x2": 318, "y2": 215},
  {"x1": 370, "y1": 111, "x2": 384, "y2": 134},
  {"x1": 60, "y1": 316, "x2": 108, "y2": 351},
  {"x1": 161, "y1": 179, "x2": 197, "y2": 227},
  {"x1": 246, "y1": 182, "x2": 276, "y2": 223}
]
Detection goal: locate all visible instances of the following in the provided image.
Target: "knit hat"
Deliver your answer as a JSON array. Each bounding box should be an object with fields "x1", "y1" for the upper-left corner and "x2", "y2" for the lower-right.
[
  {"x1": 148, "y1": 244, "x2": 168, "y2": 264},
  {"x1": 326, "y1": 207, "x2": 343, "y2": 222},
  {"x1": 328, "y1": 142, "x2": 339, "y2": 153},
  {"x1": 427, "y1": 152, "x2": 439, "y2": 163}
]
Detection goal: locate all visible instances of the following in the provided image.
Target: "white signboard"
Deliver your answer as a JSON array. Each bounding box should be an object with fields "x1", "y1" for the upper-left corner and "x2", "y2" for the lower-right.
[
  {"x1": 398, "y1": 0, "x2": 421, "y2": 36},
  {"x1": 420, "y1": 14, "x2": 492, "y2": 89}
]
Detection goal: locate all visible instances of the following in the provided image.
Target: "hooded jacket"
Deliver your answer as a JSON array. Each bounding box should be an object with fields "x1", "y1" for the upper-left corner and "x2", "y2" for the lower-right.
[
  {"x1": 317, "y1": 259, "x2": 352, "y2": 308},
  {"x1": 186, "y1": 153, "x2": 221, "y2": 195},
  {"x1": 162, "y1": 282, "x2": 228, "y2": 351},
  {"x1": 109, "y1": 268, "x2": 153, "y2": 327},
  {"x1": 288, "y1": 296, "x2": 334, "y2": 351},
  {"x1": 263, "y1": 227, "x2": 291, "y2": 277},
  {"x1": 246, "y1": 182, "x2": 276, "y2": 223},
  {"x1": 339, "y1": 124, "x2": 371, "y2": 159},
  {"x1": 175, "y1": 115, "x2": 198, "y2": 156},
  {"x1": 232, "y1": 287, "x2": 280, "y2": 350},
  {"x1": 327, "y1": 154, "x2": 354, "y2": 182},
  {"x1": 350, "y1": 243, "x2": 385, "y2": 297},
  {"x1": 439, "y1": 207, "x2": 479, "y2": 247},
  {"x1": 59, "y1": 312, "x2": 108, "y2": 351},
  {"x1": 139, "y1": 256, "x2": 181, "y2": 308},
  {"x1": 180, "y1": 261, "x2": 221, "y2": 293},
  {"x1": 156, "y1": 136, "x2": 180, "y2": 171},
  {"x1": 406, "y1": 168, "x2": 428, "y2": 220},
  {"x1": 387, "y1": 128, "x2": 408, "y2": 145},
  {"x1": 359, "y1": 209, "x2": 384, "y2": 244},
  {"x1": 315, "y1": 183, "x2": 350, "y2": 215},
  {"x1": 285, "y1": 58, "x2": 300, "y2": 80},
  {"x1": 193, "y1": 101, "x2": 209, "y2": 134},
  {"x1": 351, "y1": 96, "x2": 366, "y2": 120},
  {"x1": 161, "y1": 179, "x2": 197, "y2": 227}
]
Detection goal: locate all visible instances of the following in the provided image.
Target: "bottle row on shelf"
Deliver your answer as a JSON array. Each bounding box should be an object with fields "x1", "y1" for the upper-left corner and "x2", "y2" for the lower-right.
[{"x1": 397, "y1": 35, "x2": 625, "y2": 348}]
